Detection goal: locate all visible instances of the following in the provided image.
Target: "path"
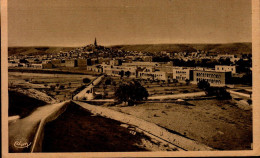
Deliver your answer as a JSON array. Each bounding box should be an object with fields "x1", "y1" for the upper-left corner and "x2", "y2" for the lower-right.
[
  {"x1": 148, "y1": 92, "x2": 206, "y2": 100},
  {"x1": 73, "y1": 75, "x2": 104, "y2": 100}
]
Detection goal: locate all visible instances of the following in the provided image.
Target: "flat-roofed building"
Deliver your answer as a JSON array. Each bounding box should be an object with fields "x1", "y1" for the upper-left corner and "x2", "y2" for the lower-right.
[
  {"x1": 215, "y1": 65, "x2": 237, "y2": 74},
  {"x1": 193, "y1": 70, "x2": 231, "y2": 86},
  {"x1": 103, "y1": 65, "x2": 137, "y2": 77},
  {"x1": 110, "y1": 59, "x2": 122, "y2": 66},
  {"x1": 141, "y1": 56, "x2": 153, "y2": 62},
  {"x1": 87, "y1": 58, "x2": 99, "y2": 66},
  {"x1": 86, "y1": 65, "x2": 103, "y2": 72},
  {"x1": 138, "y1": 68, "x2": 172, "y2": 81},
  {"x1": 122, "y1": 62, "x2": 160, "y2": 68},
  {"x1": 42, "y1": 63, "x2": 54, "y2": 69},
  {"x1": 65, "y1": 59, "x2": 78, "y2": 67},
  {"x1": 173, "y1": 67, "x2": 193, "y2": 82},
  {"x1": 31, "y1": 63, "x2": 43, "y2": 69},
  {"x1": 77, "y1": 59, "x2": 87, "y2": 67},
  {"x1": 8, "y1": 62, "x2": 19, "y2": 67},
  {"x1": 217, "y1": 54, "x2": 235, "y2": 59},
  {"x1": 51, "y1": 59, "x2": 62, "y2": 67}
]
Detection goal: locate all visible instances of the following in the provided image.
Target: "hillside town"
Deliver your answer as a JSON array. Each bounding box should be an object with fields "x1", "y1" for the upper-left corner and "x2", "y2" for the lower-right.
[
  {"x1": 8, "y1": 39, "x2": 253, "y2": 153},
  {"x1": 8, "y1": 39, "x2": 252, "y2": 87}
]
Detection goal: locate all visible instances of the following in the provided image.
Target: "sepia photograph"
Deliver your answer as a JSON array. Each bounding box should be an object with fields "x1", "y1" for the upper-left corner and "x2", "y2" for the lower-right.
[{"x1": 1, "y1": 0, "x2": 260, "y2": 157}]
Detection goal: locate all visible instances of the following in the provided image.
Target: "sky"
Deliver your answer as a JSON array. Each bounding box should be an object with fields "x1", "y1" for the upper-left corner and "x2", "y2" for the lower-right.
[{"x1": 8, "y1": 0, "x2": 252, "y2": 47}]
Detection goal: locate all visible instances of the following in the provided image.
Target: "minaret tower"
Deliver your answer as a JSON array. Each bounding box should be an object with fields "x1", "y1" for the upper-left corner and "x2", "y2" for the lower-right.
[{"x1": 94, "y1": 38, "x2": 97, "y2": 46}]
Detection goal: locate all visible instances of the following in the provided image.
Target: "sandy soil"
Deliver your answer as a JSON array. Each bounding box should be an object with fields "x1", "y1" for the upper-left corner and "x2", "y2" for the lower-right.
[
  {"x1": 42, "y1": 103, "x2": 179, "y2": 152},
  {"x1": 109, "y1": 99, "x2": 252, "y2": 150}
]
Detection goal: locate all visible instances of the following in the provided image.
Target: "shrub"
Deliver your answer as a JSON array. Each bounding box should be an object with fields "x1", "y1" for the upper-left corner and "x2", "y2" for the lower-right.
[
  {"x1": 197, "y1": 80, "x2": 210, "y2": 90},
  {"x1": 115, "y1": 80, "x2": 149, "y2": 106},
  {"x1": 185, "y1": 79, "x2": 190, "y2": 85},
  {"x1": 59, "y1": 85, "x2": 65, "y2": 90},
  {"x1": 83, "y1": 78, "x2": 91, "y2": 84},
  {"x1": 105, "y1": 78, "x2": 112, "y2": 85},
  {"x1": 215, "y1": 87, "x2": 231, "y2": 100},
  {"x1": 247, "y1": 99, "x2": 252, "y2": 105},
  {"x1": 182, "y1": 90, "x2": 189, "y2": 93},
  {"x1": 205, "y1": 87, "x2": 231, "y2": 100},
  {"x1": 50, "y1": 85, "x2": 56, "y2": 91}
]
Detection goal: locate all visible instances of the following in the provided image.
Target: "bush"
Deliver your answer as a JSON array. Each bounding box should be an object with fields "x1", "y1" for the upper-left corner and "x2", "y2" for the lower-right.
[
  {"x1": 197, "y1": 80, "x2": 210, "y2": 90},
  {"x1": 215, "y1": 87, "x2": 231, "y2": 100},
  {"x1": 50, "y1": 85, "x2": 56, "y2": 91},
  {"x1": 59, "y1": 85, "x2": 65, "y2": 90},
  {"x1": 115, "y1": 80, "x2": 149, "y2": 106},
  {"x1": 205, "y1": 87, "x2": 231, "y2": 100},
  {"x1": 185, "y1": 79, "x2": 190, "y2": 85},
  {"x1": 182, "y1": 90, "x2": 189, "y2": 93},
  {"x1": 105, "y1": 78, "x2": 112, "y2": 85},
  {"x1": 83, "y1": 78, "x2": 91, "y2": 84}
]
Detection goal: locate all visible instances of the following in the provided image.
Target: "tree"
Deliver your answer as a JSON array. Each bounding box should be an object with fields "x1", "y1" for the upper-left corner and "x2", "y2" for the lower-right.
[
  {"x1": 59, "y1": 85, "x2": 65, "y2": 90},
  {"x1": 205, "y1": 87, "x2": 231, "y2": 100},
  {"x1": 83, "y1": 78, "x2": 91, "y2": 84},
  {"x1": 241, "y1": 71, "x2": 252, "y2": 86},
  {"x1": 215, "y1": 87, "x2": 231, "y2": 100},
  {"x1": 112, "y1": 81, "x2": 117, "y2": 88},
  {"x1": 115, "y1": 80, "x2": 149, "y2": 106},
  {"x1": 19, "y1": 59, "x2": 29, "y2": 63},
  {"x1": 56, "y1": 83, "x2": 60, "y2": 88},
  {"x1": 125, "y1": 71, "x2": 131, "y2": 78},
  {"x1": 197, "y1": 80, "x2": 210, "y2": 90},
  {"x1": 185, "y1": 79, "x2": 190, "y2": 85},
  {"x1": 119, "y1": 70, "x2": 124, "y2": 78},
  {"x1": 105, "y1": 78, "x2": 112, "y2": 85},
  {"x1": 50, "y1": 85, "x2": 56, "y2": 91}
]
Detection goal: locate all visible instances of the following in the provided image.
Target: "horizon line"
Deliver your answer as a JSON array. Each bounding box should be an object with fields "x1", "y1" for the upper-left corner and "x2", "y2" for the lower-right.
[{"x1": 8, "y1": 41, "x2": 252, "y2": 48}]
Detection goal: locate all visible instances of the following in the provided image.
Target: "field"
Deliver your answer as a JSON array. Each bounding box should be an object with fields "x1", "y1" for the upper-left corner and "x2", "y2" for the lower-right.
[
  {"x1": 109, "y1": 99, "x2": 252, "y2": 150},
  {"x1": 8, "y1": 72, "x2": 96, "y2": 101},
  {"x1": 94, "y1": 76, "x2": 202, "y2": 99}
]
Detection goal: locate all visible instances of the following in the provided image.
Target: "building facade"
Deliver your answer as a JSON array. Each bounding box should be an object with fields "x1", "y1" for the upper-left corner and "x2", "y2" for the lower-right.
[
  {"x1": 102, "y1": 65, "x2": 137, "y2": 77},
  {"x1": 193, "y1": 70, "x2": 231, "y2": 86},
  {"x1": 138, "y1": 68, "x2": 172, "y2": 81},
  {"x1": 215, "y1": 65, "x2": 237, "y2": 74},
  {"x1": 172, "y1": 67, "x2": 193, "y2": 82},
  {"x1": 65, "y1": 59, "x2": 78, "y2": 67}
]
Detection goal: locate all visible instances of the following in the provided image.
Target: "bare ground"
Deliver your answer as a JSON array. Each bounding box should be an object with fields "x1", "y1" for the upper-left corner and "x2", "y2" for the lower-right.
[
  {"x1": 42, "y1": 103, "x2": 179, "y2": 152},
  {"x1": 108, "y1": 99, "x2": 252, "y2": 150}
]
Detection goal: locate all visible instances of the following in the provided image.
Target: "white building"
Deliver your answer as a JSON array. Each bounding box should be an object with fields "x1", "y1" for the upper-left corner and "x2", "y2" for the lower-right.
[
  {"x1": 122, "y1": 62, "x2": 160, "y2": 68},
  {"x1": 138, "y1": 68, "x2": 172, "y2": 81},
  {"x1": 215, "y1": 65, "x2": 237, "y2": 74},
  {"x1": 102, "y1": 65, "x2": 137, "y2": 77},
  {"x1": 172, "y1": 67, "x2": 193, "y2": 82}
]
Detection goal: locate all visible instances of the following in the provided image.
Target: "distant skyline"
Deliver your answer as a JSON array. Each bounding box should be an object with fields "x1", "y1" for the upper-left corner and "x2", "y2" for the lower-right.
[{"x1": 8, "y1": 0, "x2": 252, "y2": 47}]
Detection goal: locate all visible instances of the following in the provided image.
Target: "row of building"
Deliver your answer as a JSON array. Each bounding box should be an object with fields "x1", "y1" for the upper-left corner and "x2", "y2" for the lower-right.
[{"x1": 100, "y1": 60, "x2": 237, "y2": 87}]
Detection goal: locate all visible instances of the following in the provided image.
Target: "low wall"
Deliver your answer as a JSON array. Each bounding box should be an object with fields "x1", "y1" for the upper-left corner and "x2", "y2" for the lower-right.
[
  {"x1": 73, "y1": 101, "x2": 214, "y2": 151},
  {"x1": 228, "y1": 90, "x2": 251, "y2": 98},
  {"x1": 73, "y1": 75, "x2": 104, "y2": 100},
  {"x1": 30, "y1": 101, "x2": 70, "y2": 152},
  {"x1": 148, "y1": 92, "x2": 206, "y2": 100},
  {"x1": 9, "y1": 101, "x2": 70, "y2": 153}
]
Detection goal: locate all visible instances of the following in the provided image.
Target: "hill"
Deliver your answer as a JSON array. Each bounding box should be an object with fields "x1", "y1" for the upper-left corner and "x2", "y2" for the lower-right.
[
  {"x1": 110, "y1": 43, "x2": 252, "y2": 55},
  {"x1": 8, "y1": 47, "x2": 76, "y2": 56},
  {"x1": 8, "y1": 42, "x2": 252, "y2": 56}
]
